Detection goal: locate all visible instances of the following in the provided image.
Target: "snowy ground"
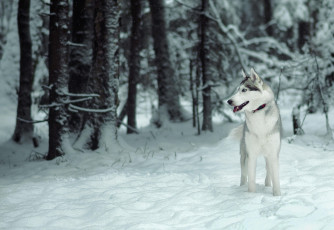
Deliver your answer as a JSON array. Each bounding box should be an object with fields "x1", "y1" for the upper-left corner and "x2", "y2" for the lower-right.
[{"x1": 1, "y1": 102, "x2": 334, "y2": 229}]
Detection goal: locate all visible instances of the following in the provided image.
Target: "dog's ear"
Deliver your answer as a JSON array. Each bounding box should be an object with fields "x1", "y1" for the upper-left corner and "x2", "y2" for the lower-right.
[
  {"x1": 241, "y1": 69, "x2": 247, "y2": 78},
  {"x1": 250, "y1": 68, "x2": 263, "y2": 87}
]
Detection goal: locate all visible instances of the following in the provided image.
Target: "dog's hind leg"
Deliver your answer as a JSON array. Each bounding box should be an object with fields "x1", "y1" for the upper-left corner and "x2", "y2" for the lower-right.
[
  {"x1": 240, "y1": 148, "x2": 247, "y2": 186},
  {"x1": 265, "y1": 158, "x2": 272, "y2": 187}
]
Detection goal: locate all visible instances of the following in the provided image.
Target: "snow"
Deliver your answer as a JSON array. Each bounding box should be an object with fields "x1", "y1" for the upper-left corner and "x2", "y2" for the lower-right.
[
  {"x1": 1, "y1": 103, "x2": 334, "y2": 229},
  {"x1": 1, "y1": 1, "x2": 334, "y2": 228}
]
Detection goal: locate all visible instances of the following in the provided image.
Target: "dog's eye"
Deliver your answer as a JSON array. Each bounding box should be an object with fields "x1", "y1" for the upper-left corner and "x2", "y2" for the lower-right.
[{"x1": 242, "y1": 88, "x2": 247, "y2": 92}]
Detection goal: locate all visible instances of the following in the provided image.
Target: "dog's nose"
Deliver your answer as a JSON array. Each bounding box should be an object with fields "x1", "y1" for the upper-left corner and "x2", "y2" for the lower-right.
[{"x1": 227, "y1": 99, "x2": 233, "y2": 105}]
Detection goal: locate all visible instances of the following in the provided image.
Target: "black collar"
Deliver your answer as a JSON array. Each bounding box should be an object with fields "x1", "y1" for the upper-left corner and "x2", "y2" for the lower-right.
[{"x1": 253, "y1": 104, "x2": 266, "y2": 113}]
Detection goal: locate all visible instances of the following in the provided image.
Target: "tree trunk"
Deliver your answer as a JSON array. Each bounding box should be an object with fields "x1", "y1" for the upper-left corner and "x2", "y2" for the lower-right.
[
  {"x1": 12, "y1": 0, "x2": 34, "y2": 143},
  {"x1": 117, "y1": 100, "x2": 127, "y2": 128},
  {"x1": 195, "y1": 58, "x2": 201, "y2": 135},
  {"x1": 68, "y1": 0, "x2": 94, "y2": 132},
  {"x1": 200, "y1": 0, "x2": 213, "y2": 132},
  {"x1": 47, "y1": 0, "x2": 70, "y2": 160},
  {"x1": 127, "y1": 0, "x2": 142, "y2": 134},
  {"x1": 148, "y1": 0, "x2": 184, "y2": 125},
  {"x1": 189, "y1": 59, "x2": 196, "y2": 128},
  {"x1": 81, "y1": 0, "x2": 119, "y2": 150},
  {"x1": 298, "y1": 21, "x2": 310, "y2": 51},
  {"x1": 263, "y1": 0, "x2": 272, "y2": 36},
  {"x1": 292, "y1": 106, "x2": 304, "y2": 135}
]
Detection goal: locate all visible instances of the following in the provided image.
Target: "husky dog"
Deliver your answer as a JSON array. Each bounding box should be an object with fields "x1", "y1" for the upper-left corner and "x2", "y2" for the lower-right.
[{"x1": 227, "y1": 68, "x2": 282, "y2": 196}]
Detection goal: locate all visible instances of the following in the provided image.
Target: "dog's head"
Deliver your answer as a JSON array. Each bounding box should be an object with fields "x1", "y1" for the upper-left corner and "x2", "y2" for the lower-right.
[{"x1": 227, "y1": 68, "x2": 272, "y2": 113}]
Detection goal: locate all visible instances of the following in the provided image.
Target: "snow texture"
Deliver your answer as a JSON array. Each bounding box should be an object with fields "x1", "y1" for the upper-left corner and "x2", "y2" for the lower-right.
[{"x1": 1, "y1": 105, "x2": 334, "y2": 229}]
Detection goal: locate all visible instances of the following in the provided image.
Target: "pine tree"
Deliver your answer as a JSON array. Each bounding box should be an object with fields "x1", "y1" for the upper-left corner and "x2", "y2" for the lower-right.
[
  {"x1": 127, "y1": 0, "x2": 142, "y2": 134},
  {"x1": 68, "y1": 0, "x2": 94, "y2": 132},
  {"x1": 47, "y1": 0, "x2": 70, "y2": 160},
  {"x1": 148, "y1": 0, "x2": 184, "y2": 125},
  {"x1": 76, "y1": 0, "x2": 120, "y2": 150},
  {"x1": 12, "y1": 0, "x2": 34, "y2": 144},
  {"x1": 199, "y1": 0, "x2": 213, "y2": 132}
]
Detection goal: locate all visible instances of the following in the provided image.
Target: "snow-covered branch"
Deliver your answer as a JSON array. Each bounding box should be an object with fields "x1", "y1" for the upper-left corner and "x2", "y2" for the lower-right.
[
  {"x1": 239, "y1": 48, "x2": 274, "y2": 66},
  {"x1": 240, "y1": 37, "x2": 296, "y2": 60},
  {"x1": 197, "y1": 80, "x2": 221, "y2": 91},
  {"x1": 174, "y1": 0, "x2": 198, "y2": 11},
  {"x1": 17, "y1": 117, "x2": 48, "y2": 124},
  {"x1": 39, "y1": 97, "x2": 93, "y2": 108},
  {"x1": 66, "y1": 41, "x2": 86, "y2": 47},
  {"x1": 69, "y1": 104, "x2": 116, "y2": 113},
  {"x1": 208, "y1": 0, "x2": 246, "y2": 71},
  {"x1": 42, "y1": 84, "x2": 53, "y2": 90},
  {"x1": 56, "y1": 90, "x2": 100, "y2": 98},
  {"x1": 41, "y1": 87, "x2": 100, "y2": 98}
]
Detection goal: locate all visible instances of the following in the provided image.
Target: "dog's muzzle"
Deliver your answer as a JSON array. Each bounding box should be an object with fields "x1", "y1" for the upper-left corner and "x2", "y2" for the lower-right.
[{"x1": 228, "y1": 100, "x2": 249, "y2": 113}]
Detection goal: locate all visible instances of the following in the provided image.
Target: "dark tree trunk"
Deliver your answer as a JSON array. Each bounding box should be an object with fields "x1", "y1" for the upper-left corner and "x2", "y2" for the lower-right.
[
  {"x1": 82, "y1": 0, "x2": 119, "y2": 150},
  {"x1": 117, "y1": 100, "x2": 127, "y2": 128},
  {"x1": 195, "y1": 58, "x2": 201, "y2": 135},
  {"x1": 148, "y1": 0, "x2": 183, "y2": 125},
  {"x1": 200, "y1": 0, "x2": 212, "y2": 132},
  {"x1": 263, "y1": 0, "x2": 272, "y2": 36},
  {"x1": 292, "y1": 106, "x2": 304, "y2": 135},
  {"x1": 298, "y1": 21, "x2": 310, "y2": 51},
  {"x1": 47, "y1": 0, "x2": 70, "y2": 160},
  {"x1": 189, "y1": 59, "x2": 196, "y2": 128},
  {"x1": 127, "y1": 0, "x2": 142, "y2": 134},
  {"x1": 68, "y1": 0, "x2": 94, "y2": 133},
  {"x1": 12, "y1": 0, "x2": 34, "y2": 143}
]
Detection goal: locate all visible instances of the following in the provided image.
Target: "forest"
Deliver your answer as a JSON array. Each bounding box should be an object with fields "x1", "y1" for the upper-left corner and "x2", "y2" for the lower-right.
[{"x1": 1, "y1": 0, "x2": 334, "y2": 229}]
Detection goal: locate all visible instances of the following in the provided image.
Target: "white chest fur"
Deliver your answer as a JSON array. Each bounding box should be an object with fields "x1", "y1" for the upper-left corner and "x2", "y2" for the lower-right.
[{"x1": 243, "y1": 102, "x2": 281, "y2": 157}]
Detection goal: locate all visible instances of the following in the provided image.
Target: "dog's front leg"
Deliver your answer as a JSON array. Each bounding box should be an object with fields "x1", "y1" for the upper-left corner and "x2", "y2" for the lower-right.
[
  {"x1": 267, "y1": 155, "x2": 281, "y2": 196},
  {"x1": 247, "y1": 156, "x2": 257, "y2": 193}
]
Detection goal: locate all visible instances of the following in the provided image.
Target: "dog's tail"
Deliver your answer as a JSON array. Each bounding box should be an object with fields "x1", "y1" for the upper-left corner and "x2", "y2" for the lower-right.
[{"x1": 226, "y1": 125, "x2": 243, "y2": 141}]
